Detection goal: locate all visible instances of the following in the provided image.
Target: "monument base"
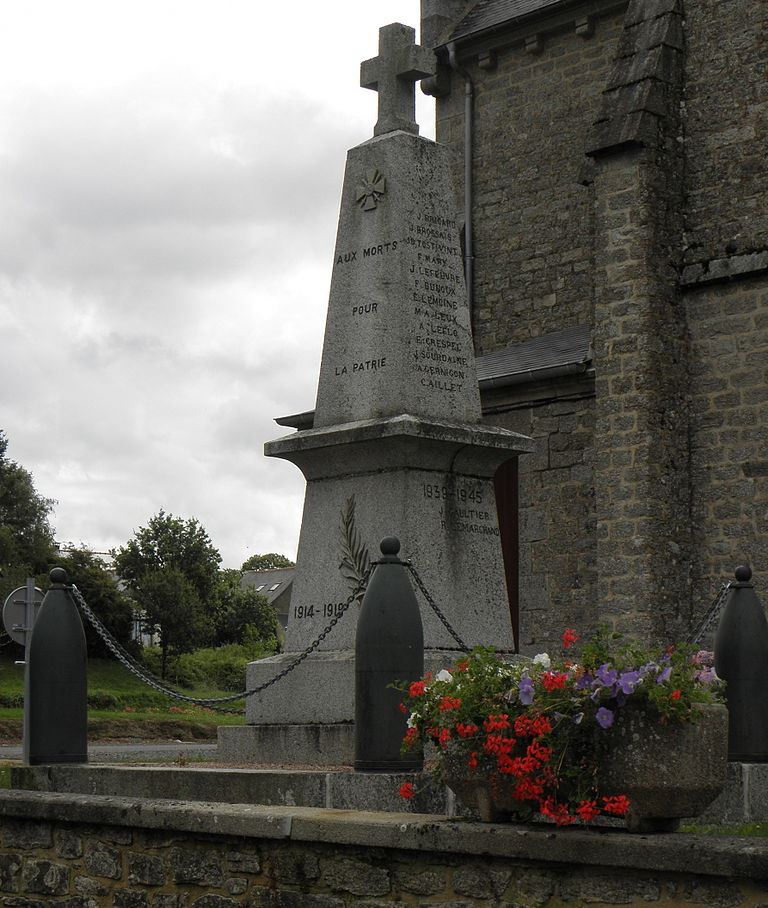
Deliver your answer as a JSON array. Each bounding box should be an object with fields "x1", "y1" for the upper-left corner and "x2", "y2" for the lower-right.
[
  {"x1": 217, "y1": 723, "x2": 355, "y2": 767},
  {"x1": 243, "y1": 648, "x2": 475, "y2": 726}
]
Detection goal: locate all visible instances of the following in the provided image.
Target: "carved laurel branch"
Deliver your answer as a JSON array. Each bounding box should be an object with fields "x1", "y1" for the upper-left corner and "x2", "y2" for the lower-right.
[{"x1": 338, "y1": 495, "x2": 371, "y2": 602}]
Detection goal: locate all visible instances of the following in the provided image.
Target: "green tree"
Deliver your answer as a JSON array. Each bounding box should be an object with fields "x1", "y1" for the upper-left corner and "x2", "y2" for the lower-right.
[
  {"x1": 112, "y1": 511, "x2": 222, "y2": 678},
  {"x1": 213, "y1": 568, "x2": 279, "y2": 647},
  {"x1": 0, "y1": 431, "x2": 57, "y2": 578},
  {"x1": 240, "y1": 552, "x2": 294, "y2": 572},
  {"x1": 56, "y1": 548, "x2": 138, "y2": 659}
]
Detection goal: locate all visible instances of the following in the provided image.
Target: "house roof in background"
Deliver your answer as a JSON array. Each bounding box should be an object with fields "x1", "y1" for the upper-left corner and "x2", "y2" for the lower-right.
[
  {"x1": 449, "y1": 0, "x2": 570, "y2": 42},
  {"x1": 241, "y1": 566, "x2": 295, "y2": 605}
]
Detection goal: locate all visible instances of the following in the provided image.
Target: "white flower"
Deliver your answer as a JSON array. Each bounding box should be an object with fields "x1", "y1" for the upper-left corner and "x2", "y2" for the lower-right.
[
  {"x1": 532, "y1": 653, "x2": 551, "y2": 669},
  {"x1": 436, "y1": 669, "x2": 453, "y2": 683},
  {"x1": 407, "y1": 712, "x2": 420, "y2": 728}
]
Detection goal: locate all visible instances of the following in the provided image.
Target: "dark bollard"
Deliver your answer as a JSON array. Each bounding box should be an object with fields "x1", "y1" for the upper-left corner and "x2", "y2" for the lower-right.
[
  {"x1": 23, "y1": 568, "x2": 88, "y2": 765},
  {"x1": 714, "y1": 565, "x2": 768, "y2": 762},
  {"x1": 355, "y1": 536, "x2": 423, "y2": 772}
]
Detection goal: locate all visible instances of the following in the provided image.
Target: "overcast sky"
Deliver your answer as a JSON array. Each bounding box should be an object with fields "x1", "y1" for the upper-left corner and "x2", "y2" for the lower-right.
[{"x1": 0, "y1": 1, "x2": 435, "y2": 568}]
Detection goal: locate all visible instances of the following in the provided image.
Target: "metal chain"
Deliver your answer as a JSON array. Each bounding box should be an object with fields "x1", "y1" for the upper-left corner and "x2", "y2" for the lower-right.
[
  {"x1": 70, "y1": 566, "x2": 373, "y2": 712},
  {"x1": 688, "y1": 580, "x2": 732, "y2": 645},
  {"x1": 405, "y1": 561, "x2": 470, "y2": 652}
]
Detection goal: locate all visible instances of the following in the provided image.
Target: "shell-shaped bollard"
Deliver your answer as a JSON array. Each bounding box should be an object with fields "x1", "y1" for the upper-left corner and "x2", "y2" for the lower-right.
[
  {"x1": 355, "y1": 537, "x2": 424, "y2": 772},
  {"x1": 23, "y1": 568, "x2": 88, "y2": 765}
]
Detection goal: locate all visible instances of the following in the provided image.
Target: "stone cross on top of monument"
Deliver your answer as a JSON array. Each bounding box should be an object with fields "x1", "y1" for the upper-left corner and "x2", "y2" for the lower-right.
[{"x1": 360, "y1": 22, "x2": 435, "y2": 137}]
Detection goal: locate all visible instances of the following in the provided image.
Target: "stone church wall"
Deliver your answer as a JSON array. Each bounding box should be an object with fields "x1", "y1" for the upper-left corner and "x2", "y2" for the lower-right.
[
  {"x1": 687, "y1": 274, "x2": 768, "y2": 622},
  {"x1": 487, "y1": 394, "x2": 596, "y2": 654},
  {"x1": 683, "y1": 0, "x2": 768, "y2": 266},
  {"x1": 436, "y1": 7, "x2": 625, "y2": 355}
]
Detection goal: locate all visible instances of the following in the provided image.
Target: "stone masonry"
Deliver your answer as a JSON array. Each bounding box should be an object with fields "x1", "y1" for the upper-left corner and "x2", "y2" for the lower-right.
[
  {"x1": 425, "y1": 0, "x2": 768, "y2": 645},
  {"x1": 3, "y1": 790, "x2": 768, "y2": 907}
]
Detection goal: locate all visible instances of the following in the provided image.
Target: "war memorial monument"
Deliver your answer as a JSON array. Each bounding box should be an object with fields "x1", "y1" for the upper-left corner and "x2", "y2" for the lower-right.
[{"x1": 219, "y1": 23, "x2": 532, "y2": 764}]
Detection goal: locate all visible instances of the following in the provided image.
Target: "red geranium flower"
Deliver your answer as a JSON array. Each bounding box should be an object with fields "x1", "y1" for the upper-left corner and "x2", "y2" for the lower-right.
[
  {"x1": 602, "y1": 794, "x2": 631, "y2": 816},
  {"x1": 439, "y1": 696, "x2": 462, "y2": 712},
  {"x1": 670, "y1": 689, "x2": 682, "y2": 701},
  {"x1": 484, "y1": 713, "x2": 510, "y2": 732},
  {"x1": 562, "y1": 628, "x2": 580, "y2": 649},
  {"x1": 576, "y1": 799, "x2": 600, "y2": 822},
  {"x1": 541, "y1": 671, "x2": 568, "y2": 692},
  {"x1": 399, "y1": 782, "x2": 416, "y2": 800},
  {"x1": 409, "y1": 681, "x2": 427, "y2": 697}
]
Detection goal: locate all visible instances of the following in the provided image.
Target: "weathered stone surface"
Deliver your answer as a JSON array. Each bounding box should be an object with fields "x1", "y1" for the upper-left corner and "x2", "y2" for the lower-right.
[
  {"x1": 84, "y1": 843, "x2": 121, "y2": 880},
  {"x1": 2, "y1": 822, "x2": 52, "y2": 850},
  {"x1": 322, "y1": 858, "x2": 390, "y2": 897},
  {"x1": 225, "y1": 851, "x2": 261, "y2": 875},
  {"x1": 56, "y1": 830, "x2": 83, "y2": 859},
  {"x1": 74, "y1": 877, "x2": 108, "y2": 897},
  {"x1": 394, "y1": 868, "x2": 446, "y2": 896},
  {"x1": 314, "y1": 133, "x2": 477, "y2": 429},
  {"x1": 270, "y1": 850, "x2": 320, "y2": 884},
  {"x1": 21, "y1": 860, "x2": 69, "y2": 896},
  {"x1": 127, "y1": 853, "x2": 165, "y2": 887},
  {"x1": 170, "y1": 847, "x2": 223, "y2": 887},
  {"x1": 151, "y1": 897, "x2": 183, "y2": 908},
  {"x1": 558, "y1": 869, "x2": 661, "y2": 903},
  {"x1": 189, "y1": 898, "x2": 237, "y2": 908},
  {"x1": 453, "y1": 867, "x2": 511, "y2": 899},
  {"x1": 249, "y1": 891, "x2": 344, "y2": 908},
  {"x1": 113, "y1": 892, "x2": 149, "y2": 908},
  {"x1": 224, "y1": 879, "x2": 247, "y2": 896},
  {"x1": 0, "y1": 855, "x2": 21, "y2": 893}
]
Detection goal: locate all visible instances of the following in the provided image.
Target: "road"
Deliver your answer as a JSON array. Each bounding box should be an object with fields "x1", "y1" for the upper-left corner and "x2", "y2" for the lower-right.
[{"x1": 0, "y1": 742, "x2": 219, "y2": 763}]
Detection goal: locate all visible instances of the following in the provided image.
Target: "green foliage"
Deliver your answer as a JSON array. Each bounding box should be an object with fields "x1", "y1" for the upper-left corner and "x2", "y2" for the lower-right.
[
  {"x1": 56, "y1": 548, "x2": 138, "y2": 659},
  {"x1": 0, "y1": 431, "x2": 57, "y2": 602},
  {"x1": 213, "y1": 569, "x2": 279, "y2": 646},
  {"x1": 112, "y1": 511, "x2": 222, "y2": 677},
  {"x1": 240, "y1": 552, "x2": 294, "y2": 572},
  {"x1": 141, "y1": 640, "x2": 277, "y2": 691},
  {"x1": 0, "y1": 654, "x2": 248, "y2": 716}
]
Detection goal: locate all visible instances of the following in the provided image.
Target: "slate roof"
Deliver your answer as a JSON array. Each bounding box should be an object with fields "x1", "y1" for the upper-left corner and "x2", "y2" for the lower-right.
[
  {"x1": 450, "y1": 0, "x2": 570, "y2": 42},
  {"x1": 275, "y1": 325, "x2": 592, "y2": 429},
  {"x1": 476, "y1": 323, "x2": 591, "y2": 387},
  {"x1": 241, "y1": 567, "x2": 295, "y2": 605}
]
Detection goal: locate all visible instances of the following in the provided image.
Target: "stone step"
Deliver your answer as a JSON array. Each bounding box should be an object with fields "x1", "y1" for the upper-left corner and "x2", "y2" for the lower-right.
[{"x1": 10, "y1": 764, "x2": 459, "y2": 817}]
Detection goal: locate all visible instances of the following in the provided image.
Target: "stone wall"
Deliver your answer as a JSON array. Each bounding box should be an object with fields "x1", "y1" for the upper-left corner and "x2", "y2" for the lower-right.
[
  {"x1": 683, "y1": 0, "x2": 768, "y2": 266},
  {"x1": 429, "y1": 0, "x2": 768, "y2": 644},
  {"x1": 2, "y1": 790, "x2": 768, "y2": 908},
  {"x1": 486, "y1": 389, "x2": 596, "y2": 654},
  {"x1": 687, "y1": 273, "x2": 768, "y2": 621},
  {"x1": 436, "y1": 7, "x2": 626, "y2": 355}
]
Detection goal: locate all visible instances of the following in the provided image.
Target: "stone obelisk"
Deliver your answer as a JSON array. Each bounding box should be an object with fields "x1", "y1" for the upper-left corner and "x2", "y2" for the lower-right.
[{"x1": 220, "y1": 24, "x2": 532, "y2": 765}]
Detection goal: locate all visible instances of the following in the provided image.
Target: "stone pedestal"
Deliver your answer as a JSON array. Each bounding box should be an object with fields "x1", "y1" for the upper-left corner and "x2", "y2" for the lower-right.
[{"x1": 245, "y1": 415, "x2": 531, "y2": 729}]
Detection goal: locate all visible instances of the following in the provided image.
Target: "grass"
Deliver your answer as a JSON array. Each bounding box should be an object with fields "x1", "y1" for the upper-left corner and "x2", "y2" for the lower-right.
[
  {"x1": 681, "y1": 823, "x2": 768, "y2": 836},
  {"x1": 0, "y1": 654, "x2": 245, "y2": 739}
]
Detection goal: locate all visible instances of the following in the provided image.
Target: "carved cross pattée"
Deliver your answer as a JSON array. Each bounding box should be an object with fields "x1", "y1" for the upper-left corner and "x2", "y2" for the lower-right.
[{"x1": 360, "y1": 23, "x2": 436, "y2": 137}]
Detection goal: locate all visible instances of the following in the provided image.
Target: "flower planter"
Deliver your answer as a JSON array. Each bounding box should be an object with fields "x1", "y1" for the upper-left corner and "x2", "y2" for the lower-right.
[
  {"x1": 596, "y1": 702, "x2": 728, "y2": 832},
  {"x1": 442, "y1": 753, "x2": 531, "y2": 823},
  {"x1": 443, "y1": 703, "x2": 728, "y2": 831}
]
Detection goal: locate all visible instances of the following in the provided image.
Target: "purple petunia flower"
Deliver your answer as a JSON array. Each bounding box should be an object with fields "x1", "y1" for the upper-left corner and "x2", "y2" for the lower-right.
[
  {"x1": 595, "y1": 664, "x2": 618, "y2": 688},
  {"x1": 617, "y1": 671, "x2": 641, "y2": 695},
  {"x1": 575, "y1": 673, "x2": 594, "y2": 690},
  {"x1": 596, "y1": 706, "x2": 614, "y2": 729},
  {"x1": 656, "y1": 665, "x2": 672, "y2": 684},
  {"x1": 519, "y1": 674, "x2": 535, "y2": 706}
]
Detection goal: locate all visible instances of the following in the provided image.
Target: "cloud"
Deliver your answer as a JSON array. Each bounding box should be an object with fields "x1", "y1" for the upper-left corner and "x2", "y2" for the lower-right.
[{"x1": 0, "y1": 0, "x2": 434, "y2": 567}]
